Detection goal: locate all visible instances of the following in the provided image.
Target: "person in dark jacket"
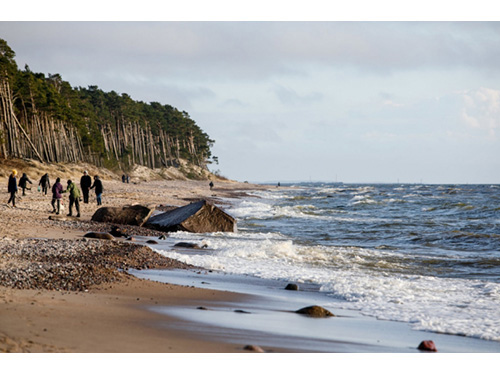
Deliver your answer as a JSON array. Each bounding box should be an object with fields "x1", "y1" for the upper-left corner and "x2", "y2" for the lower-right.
[
  {"x1": 51, "y1": 177, "x2": 64, "y2": 214},
  {"x1": 80, "y1": 170, "x2": 92, "y2": 204},
  {"x1": 39, "y1": 173, "x2": 51, "y2": 195},
  {"x1": 63, "y1": 179, "x2": 81, "y2": 217},
  {"x1": 19, "y1": 173, "x2": 32, "y2": 196},
  {"x1": 7, "y1": 169, "x2": 18, "y2": 207},
  {"x1": 90, "y1": 175, "x2": 103, "y2": 206}
]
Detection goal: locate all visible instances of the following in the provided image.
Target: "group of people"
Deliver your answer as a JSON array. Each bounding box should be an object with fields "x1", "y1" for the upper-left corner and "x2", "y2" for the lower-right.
[{"x1": 6, "y1": 169, "x2": 104, "y2": 217}]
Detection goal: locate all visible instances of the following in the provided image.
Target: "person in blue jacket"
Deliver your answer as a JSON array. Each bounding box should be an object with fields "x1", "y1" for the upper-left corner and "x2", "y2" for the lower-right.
[{"x1": 90, "y1": 175, "x2": 103, "y2": 206}]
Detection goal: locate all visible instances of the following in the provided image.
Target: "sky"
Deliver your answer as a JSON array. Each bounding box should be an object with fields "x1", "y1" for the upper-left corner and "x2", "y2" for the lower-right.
[{"x1": 1, "y1": 6, "x2": 500, "y2": 184}]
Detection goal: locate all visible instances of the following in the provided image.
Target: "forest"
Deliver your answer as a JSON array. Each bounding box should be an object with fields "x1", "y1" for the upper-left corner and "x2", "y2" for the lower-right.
[{"x1": 0, "y1": 39, "x2": 215, "y2": 175}]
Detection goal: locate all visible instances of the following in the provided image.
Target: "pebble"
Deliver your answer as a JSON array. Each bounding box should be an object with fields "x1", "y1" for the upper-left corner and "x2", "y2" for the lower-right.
[{"x1": 0, "y1": 238, "x2": 192, "y2": 292}]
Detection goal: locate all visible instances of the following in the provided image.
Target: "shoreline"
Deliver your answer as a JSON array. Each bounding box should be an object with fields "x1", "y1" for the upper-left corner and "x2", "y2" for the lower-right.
[
  {"x1": 1, "y1": 170, "x2": 499, "y2": 357},
  {"x1": 0, "y1": 172, "x2": 276, "y2": 353}
]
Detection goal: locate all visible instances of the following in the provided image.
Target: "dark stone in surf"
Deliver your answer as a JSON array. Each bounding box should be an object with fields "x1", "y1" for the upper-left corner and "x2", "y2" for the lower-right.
[
  {"x1": 244, "y1": 345, "x2": 265, "y2": 353},
  {"x1": 418, "y1": 340, "x2": 438, "y2": 352},
  {"x1": 83, "y1": 232, "x2": 115, "y2": 240},
  {"x1": 91, "y1": 205, "x2": 155, "y2": 227},
  {"x1": 285, "y1": 283, "x2": 299, "y2": 291},
  {"x1": 174, "y1": 242, "x2": 207, "y2": 249},
  {"x1": 295, "y1": 305, "x2": 335, "y2": 318},
  {"x1": 146, "y1": 240, "x2": 158, "y2": 244},
  {"x1": 145, "y1": 200, "x2": 236, "y2": 233}
]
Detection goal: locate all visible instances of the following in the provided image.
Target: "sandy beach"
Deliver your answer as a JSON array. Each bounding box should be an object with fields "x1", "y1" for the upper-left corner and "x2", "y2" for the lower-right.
[
  {"x1": 1, "y1": 160, "x2": 499, "y2": 374},
  {"x1": 0, "y1": 159, "x2": 273, "y2": 353}
]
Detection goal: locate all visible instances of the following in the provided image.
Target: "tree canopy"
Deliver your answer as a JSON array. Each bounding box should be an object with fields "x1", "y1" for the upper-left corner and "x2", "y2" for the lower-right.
[{"x1": 0, "y1": 38, "x2": 215, "y2": 172}]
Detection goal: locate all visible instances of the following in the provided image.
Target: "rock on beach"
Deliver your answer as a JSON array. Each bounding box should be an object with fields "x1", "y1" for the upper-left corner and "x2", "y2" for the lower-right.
[
  {"x1": 295, "y1": 305, "x2": 335, "y2": 318},
  {"x1": 91, "y1": 205, "x2": 155, "y2": 227},
  {"x1": 145, "y1": 200, "x2": 236, "y2": 233}
]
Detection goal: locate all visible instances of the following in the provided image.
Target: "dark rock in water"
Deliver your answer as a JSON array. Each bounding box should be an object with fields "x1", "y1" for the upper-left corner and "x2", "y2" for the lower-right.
[
  {"x1": 158, "y1": 235, "x2": 167, "y2": 240},
  {"x1": 145, "y1": 200, "x2": 236, "y2": 233},
  {"x1": 244, "y1": 345, "x2": 265, "y2": 353},
  {"x1": 418, "y1": 340, "x2": 438, "y2": 352},
  {"x1": 146, "y1": 240, "x2": 158, "y2": 244},
  {"x1": 295, "y1": 305, "x2": 335, "y2": 318},
  {"x1": 234, "y1": 309, "x2": 251, "y2": 314},
  {"x1": 285, "y1": 283, "x2": 299, "y2": 291},
  {"x1": 127, "y1": 236, "x2": 135, "y2": 241},
  {"x1": 83, "y1": 232, "x2": 115, "y2": 240},
  {"x1": 91, "y1": 205, "x2": 155, "y2": 226},
  {"x1": 174, "y1": 242, "x2": 207, "y2": 249},
  {"x1": 197, "y1": 306, "x2": 209, "y2": 310}
]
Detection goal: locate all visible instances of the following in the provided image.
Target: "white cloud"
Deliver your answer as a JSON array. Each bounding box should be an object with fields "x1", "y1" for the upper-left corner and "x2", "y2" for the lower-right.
[{"x1": 460, "y1": 87, "x2": 500, "y2": 137}]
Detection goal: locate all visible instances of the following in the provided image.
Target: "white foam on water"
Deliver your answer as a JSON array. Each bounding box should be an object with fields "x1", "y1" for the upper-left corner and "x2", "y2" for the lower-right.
[
  {"x1": 151, "y1": 230, "x2": 500, "y2": 342},
  {"x1": 147, "y1": 184, "x2": 500, "y2": 343}
]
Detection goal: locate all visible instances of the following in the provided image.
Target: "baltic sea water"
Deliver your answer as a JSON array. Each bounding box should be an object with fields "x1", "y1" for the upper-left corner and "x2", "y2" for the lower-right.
[{"x1": 142, "y1": 183, "x2": 500, "y2": 343}]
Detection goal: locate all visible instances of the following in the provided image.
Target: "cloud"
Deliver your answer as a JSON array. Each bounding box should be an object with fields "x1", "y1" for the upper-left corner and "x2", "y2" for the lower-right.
[
  {"x1": 272, "y1": 84, "x2": 323, "y2": 106},
  {"x1": 4, "y1": 22, "x2": 500, "y2": 84},
  {"x1": 460, "y1": 87, "x2": 500, "y2": 137}
]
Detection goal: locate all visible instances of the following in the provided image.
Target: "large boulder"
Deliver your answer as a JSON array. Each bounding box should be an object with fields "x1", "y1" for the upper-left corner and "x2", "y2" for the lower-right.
[
  {"x1": 145, "y1": 200, "x2": 236, "y2": 233},
  {"x1": 91, "y1": 205, "x2": 155, "y2": 227}
]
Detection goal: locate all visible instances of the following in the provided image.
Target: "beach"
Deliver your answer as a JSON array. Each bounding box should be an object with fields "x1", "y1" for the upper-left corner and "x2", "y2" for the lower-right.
[
  {"x1": 0, "y1": 160, "x2": 271, "y2": 353},
  {"x1": 1, "y1": 161, "x2": 499, "y2": 368}
]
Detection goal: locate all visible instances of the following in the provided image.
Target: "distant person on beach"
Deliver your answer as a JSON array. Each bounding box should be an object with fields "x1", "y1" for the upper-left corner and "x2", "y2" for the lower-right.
[
  {"x1": 90, "y1": 175, "x2": 103, "y2": 206},
  {"x1": 39, "y1": 173, "x2": 50, "y2": 195},
  {"x1": 209, "y1": 181, "x2": 214, "y2": 190},
  {"x1": 51, "y1": 177, "x2": 63, "y2": 214},
  {"x1": 18, "y1": 173, "x2": 32, "y2": 196},
  {"x1": 7, "y1": 169, "x2": 18, "y2": 207},
  {"x1": 80, "y1": 170, "x2": 92, "y2": 204},
  {"x1": 126, "y1": 175, "x2": 130, "y2": 183},
  {"x1": 122, "y1": 174, "x2": 126, "y2": 183},
  {"x1": 63, "y1": 179, "x2": 81, "y2": 217}
]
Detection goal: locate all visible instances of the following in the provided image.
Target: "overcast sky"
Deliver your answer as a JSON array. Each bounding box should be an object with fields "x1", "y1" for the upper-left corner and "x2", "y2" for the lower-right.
[{"x1": 1, "y1": 18, "x2": 500, "y2": 183}]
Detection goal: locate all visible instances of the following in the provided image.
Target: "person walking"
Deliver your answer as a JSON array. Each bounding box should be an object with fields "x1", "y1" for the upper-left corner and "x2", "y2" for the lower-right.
[
  {"x1": 80, "y1": 170, "x2": 92, "y2": 204},
  {"x1": 90, "y1": 175, "x2": 103, "y2": 206},
  {"x1": 7, "y1": 169, "x2": 18, "y2": 207},
  {"x1": 39, "y1": 173, "x2": 51, "y2": 195},
  {"x1": 63, "y1": 179, "x2": 81, "y2": 217},
  {"x1": 19, "y1": 173, "x2": 32, "y2": 196},
  {"x1": 51, "y1": 177, "x2": 63, "y2": 214}
]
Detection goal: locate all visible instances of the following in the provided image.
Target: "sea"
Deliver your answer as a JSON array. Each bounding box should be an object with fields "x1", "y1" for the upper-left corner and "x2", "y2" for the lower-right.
[{"x1": 136, "y1": 182, "x2": 500, "y2": 347}]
